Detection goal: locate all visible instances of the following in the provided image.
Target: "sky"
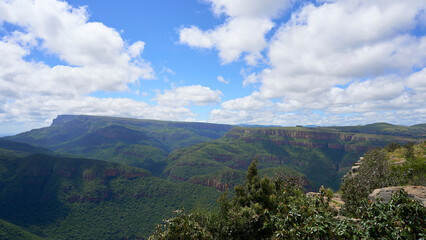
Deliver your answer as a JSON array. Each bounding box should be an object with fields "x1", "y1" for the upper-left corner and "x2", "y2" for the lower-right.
[{"x1": 0, "y1": 0, "x2": 425, "y2": 135}]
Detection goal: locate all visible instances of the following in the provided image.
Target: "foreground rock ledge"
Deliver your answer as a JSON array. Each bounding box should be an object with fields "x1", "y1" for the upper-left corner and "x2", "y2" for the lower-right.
[{"x1": 368, "y1": 186, "x2": 426, "y2": 206}]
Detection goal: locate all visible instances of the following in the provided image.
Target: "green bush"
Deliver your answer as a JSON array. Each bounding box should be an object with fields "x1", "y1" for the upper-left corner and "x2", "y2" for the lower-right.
[
  {"x1": 385, "y1": 142, "x2": 401, "y2": 152},
  {"x1": 404, "y1": 142, "x2": 415, "y2": 160},
  {"x1": 340, "y1": 148, "x2": 395, "y2": 216},
  {"x1": 359, "y1": 189, "x2": 425, "y2": 239}
]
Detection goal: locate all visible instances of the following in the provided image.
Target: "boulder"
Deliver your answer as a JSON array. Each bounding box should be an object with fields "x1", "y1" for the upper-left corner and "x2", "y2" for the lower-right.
[{"x1": 368, "y1": 186, "x2": 426, "y2": 206}]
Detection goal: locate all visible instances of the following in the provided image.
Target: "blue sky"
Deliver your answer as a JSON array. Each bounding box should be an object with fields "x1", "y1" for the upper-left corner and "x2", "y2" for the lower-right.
[{"x1": 0, "y1": 0, "x2": 425, "y2": 135}]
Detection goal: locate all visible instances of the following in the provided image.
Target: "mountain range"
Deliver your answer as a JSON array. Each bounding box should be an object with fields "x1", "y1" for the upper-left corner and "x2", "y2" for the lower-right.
[{"x1": 1, "y1": 115, "x2": 425, "y2": 239}]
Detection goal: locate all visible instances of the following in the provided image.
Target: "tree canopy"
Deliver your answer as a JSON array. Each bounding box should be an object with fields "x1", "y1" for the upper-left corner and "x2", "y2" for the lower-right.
[{"x1": 149, "y1": 158, "x2": 425, "y2": 240}]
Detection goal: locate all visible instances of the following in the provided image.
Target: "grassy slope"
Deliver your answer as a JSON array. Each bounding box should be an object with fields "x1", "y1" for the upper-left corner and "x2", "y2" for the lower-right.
[{"x1": 0, "y1": 153, "x2": 220, "y2": 239}]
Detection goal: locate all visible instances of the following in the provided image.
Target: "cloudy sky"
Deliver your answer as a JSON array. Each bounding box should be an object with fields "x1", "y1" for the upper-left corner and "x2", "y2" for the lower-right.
[{"x1": 0, "y1": 0, "x2": 425, "y2": 135}]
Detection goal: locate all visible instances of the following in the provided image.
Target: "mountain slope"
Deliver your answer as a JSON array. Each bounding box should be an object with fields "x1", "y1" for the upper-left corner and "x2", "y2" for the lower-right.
[
  {"x1": 0, "y1": 152, "x2": 220, "y2": 239},
  {"x1": 0, "y1": 139, "x2": 52, "y2": 157},
  {"x1": 328, "y1": 122, "x2": 426, "y2": 138},
  {"x1": 166, "y1": 126, "x2": 425, "y2": 190},
  {"x1": 5, "y1": 115, "x2": 233, "y2": 175}
]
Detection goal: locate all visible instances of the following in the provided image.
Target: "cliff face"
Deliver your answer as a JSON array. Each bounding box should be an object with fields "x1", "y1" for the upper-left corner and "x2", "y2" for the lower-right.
[
  {"x1": 51, "y1": 114, "x2": 82, "y2": 126},
  {"x1": 228, "y1": 128, "x2": 342, "y2": 140},
  {"x1": 226, "y1": 128, "x2": 394, "y2": 153}
]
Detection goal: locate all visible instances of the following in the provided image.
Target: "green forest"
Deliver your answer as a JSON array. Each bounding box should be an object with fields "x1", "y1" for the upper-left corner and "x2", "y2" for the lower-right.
[{"x1": 0, "y1": 115, "x2": 425, "y2": 239}]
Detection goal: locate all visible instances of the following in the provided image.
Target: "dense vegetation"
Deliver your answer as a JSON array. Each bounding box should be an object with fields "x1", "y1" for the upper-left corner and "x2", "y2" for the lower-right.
[
  {"x1": 0, "y1": 218, "x2": 42, "y2": 240},
  {"x1": 150, "y1": 158, "x2": 425, "y2": 239},
  {"x1": 1, "y1": 116, "x2": 425, "y2": 239},
  {"x1": 0, "y1": 139, "x2": 52, "y2": 157},
  {"x1": 0, "y1": 151, "x2": 220, "y2": 239},
  {"x1": 166, "y1": 126, "x2": 423, "y2": 190},
  {"x1": 340, "y1": 141, "x2": 426, "y2": 216}
]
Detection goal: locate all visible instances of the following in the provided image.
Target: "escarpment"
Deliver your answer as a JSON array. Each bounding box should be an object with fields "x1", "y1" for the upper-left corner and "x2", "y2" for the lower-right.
[{"x1": 225, "y1": 128, "x2": 406, "y2": 153}]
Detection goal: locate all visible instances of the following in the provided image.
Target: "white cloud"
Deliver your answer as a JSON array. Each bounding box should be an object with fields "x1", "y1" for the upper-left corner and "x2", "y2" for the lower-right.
[
  {"x1": 127, "y1": 41, "x2": 145, "y2": 58},
  {"x1": 179, "y1": 0, "x2": 292, "y2": 64},
  {"x1": 153, "y1": 85, "x2": 222, "y2": 106},
  {"x1": 180, "y1": 17, "x2": 274, "y2": 64},
  {"x1": 0, "y1": 95, "x2": 196, "y2": 132},
  {"x1": 221, "y1": 92, "x2": 272, "y2": 110},
  {"x1": 183, "y1": 0, "x2": 426, "y2": 125},
  {"x1": 0, "y1": 0, "x2": 154, "y2": 96},
  {"x1": 0, "y1": 0, "x2": 182, "y2": 132},
  {"x1": 179, "y1": 26, "x2": 214, "y2": 48},
  {"x1": 207, "y1": 0, "x2": 291, "y2": 18},
  {"x1": 260, "y1": 0, "x2": 426, "y2": 99},
  {"x1": 217, "y1": 75, "x2": 229, "y2": 84},
  {"x1": 210, "y1": 106, "x2": 426, "y2": 127},
  {"x1": 242, "y1": 72, "x2": 260, "y2": 87},
  {"x1": 407, "y1": 68, "x2": 426, "y2": 91},
  {"x1": 211, "y1": 0, "x2": 426, "y2": 124}
]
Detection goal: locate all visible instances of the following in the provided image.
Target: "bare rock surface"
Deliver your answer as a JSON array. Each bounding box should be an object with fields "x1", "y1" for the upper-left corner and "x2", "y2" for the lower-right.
[{"x1": 368, "y1": 186, "x2": 426, "y2": 206}]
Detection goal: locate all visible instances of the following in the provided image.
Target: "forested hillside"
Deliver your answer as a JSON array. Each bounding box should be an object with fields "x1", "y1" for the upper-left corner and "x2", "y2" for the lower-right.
[
  {"x1": 0, "y1": 144, "x2": 220, "y2": 239},
  {"x1": 150, "y1": 143, "x2": 426, "y2": 239},
  {"x1": 166, "y1": 126, "x2": 424, "y2": 190},
  {"x1": 6, "y1": 115, "x2": 233, "y2": 175}
]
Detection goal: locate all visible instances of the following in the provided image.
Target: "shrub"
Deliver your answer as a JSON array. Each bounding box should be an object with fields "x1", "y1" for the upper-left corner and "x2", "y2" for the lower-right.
[
  {"x1": 385, "y1": 142, "x2": 401, "y2": 152},
  {"x1": 340, "y1": 149, "x2": 395, "y2": 216},
  {"x1": 404, "y1": 142, "x2": 415, "y2": 160}
]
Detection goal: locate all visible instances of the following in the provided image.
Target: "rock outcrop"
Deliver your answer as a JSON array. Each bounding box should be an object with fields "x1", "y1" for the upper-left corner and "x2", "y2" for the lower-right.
[
  {"x1": 342, "y1": 157, "x2": 363, "y2": 178},
  {"x1": 368, "y1": 186, "x2": 426, "y2": 206}
]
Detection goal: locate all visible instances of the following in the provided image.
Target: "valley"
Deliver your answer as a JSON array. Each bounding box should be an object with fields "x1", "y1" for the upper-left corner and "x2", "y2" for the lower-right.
[{"x1": 1, "y1": 115, "x2": 425, "y2": 239}]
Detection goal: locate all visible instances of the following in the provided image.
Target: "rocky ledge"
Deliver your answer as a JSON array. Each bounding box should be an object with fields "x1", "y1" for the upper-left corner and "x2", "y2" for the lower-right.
[{"x1": 368, "y1": 186, "x2": 426, "y2": 206}]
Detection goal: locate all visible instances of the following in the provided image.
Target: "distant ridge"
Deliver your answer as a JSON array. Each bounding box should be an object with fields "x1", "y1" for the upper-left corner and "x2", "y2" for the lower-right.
[
  {"x1": 0, "y1": 139, "x2": 51, "y2": 156},
  {"x1": 51, "y1": 114, "x2": 234, "y2": 128},
  {"x1": 5, "y1": 115, "x2": 234, "y2": 176}
]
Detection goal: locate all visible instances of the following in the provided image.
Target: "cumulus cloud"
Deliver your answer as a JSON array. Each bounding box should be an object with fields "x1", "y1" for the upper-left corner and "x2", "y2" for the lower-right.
[
  {"x1": 179, "y1": 0, "x2": 292, "y2": 64},
  {"x1": 0, "y1": 0, "x2": 202, "y2": 132},
  {"x1": 179, "y1": 26, "x2": 214, "y2": 48},
  {"x1": 0, "y1": 0, "x2": 153, "y2": 94},
  {"x1": 209, "y1": 0, "x2": 426, "y2": 125},
  {"x1": 153, "y1": 85, "x2": 222, "y2": 106},
  {"x1": 221, "y1": 91, "x2": 272, "y2": 110},
  {"x1": 0, "y1": 96, "x2": 196, "y2": 128},
  {"x1": 210, "y1": 106, "x2": 426, "y2": 127},
  {"x1": 180, "y1": 18, "x2": 274, "y2": 64},
  {"x1": 0, "y1": 0, "x2": 155, "y2": 95},
  {"x1": 259, "y1": 0, "x2": 426, "y2": 98},
  {"x1": 127, "y1": 41, "x2": 145, "y2": 58},
  {"x1": 407, "y1": 68, "x2": 426, "y2": 91},
  {"x1": 207, "y1": 0, "x2": 291, "y2": 18}
]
